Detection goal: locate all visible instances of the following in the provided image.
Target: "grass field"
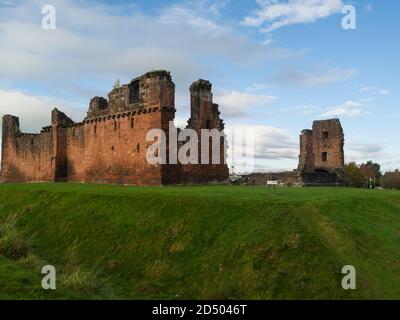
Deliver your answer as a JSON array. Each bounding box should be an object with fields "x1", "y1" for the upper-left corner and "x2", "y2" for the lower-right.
[{"x1": 0, "y1": 183, "x2": 399, "y2": 300}]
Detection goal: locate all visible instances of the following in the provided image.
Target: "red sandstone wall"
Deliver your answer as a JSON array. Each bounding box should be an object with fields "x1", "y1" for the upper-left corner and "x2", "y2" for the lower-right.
[
  {"x1": 298, "y1": 119, "x2": 345, "y2": 174},
  {"x1": 0, "y1": 116, "x2": 55, "y2": 182},
  {"x1": 298, "y1": 130, "x2": 314, "y2": 173},
  {"x1": 180, "y1": 80, "x2": 229, "y2": 184},
  {"x1": 312, "y1": 119, "x2": 344, "y2": 172},
  {"x1": 1, "y1": 71, "x2": 229, "y2": 185},
  {"x1": 66, "y1": 109, "x2": 177, "y2": 185}
]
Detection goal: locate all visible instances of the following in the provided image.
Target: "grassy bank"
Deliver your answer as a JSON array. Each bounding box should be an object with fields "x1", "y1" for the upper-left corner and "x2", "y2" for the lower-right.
[{"x1": 0, "y1": 183, "x2": 399, "y2": 299}]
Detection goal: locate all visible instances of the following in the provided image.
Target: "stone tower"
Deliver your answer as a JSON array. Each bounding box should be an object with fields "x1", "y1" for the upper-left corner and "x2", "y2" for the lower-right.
[
  {"x1": 311, "y1": 119, "x2": 345, "y2": 172},
  {"x1": 298, "y1": 129, "x2": 314, "y2": 173},
  {"x1": 179, "y1": 79, "x2": 228, "y2": 184},
  {"x1": 0, "y1": 115, "x2": 20, "y2": 182},
  {"x1": 298, "y1": 119, "x2": 345, "y2": 185},
  {"x1": 187, "y1": 79, "x2": 225, "y2": 133}
]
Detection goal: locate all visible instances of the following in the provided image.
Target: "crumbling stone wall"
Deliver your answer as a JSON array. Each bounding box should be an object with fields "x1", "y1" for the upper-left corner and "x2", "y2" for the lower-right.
[
  {"x1": 297, "y1": 119, "x2": 345, "y2": 185},
  {"x1": 66, "y1": 108, "x2": 173, "y2": 185},
  {"x1": 1, "y1": 115, "x2": 56, "y2": 182},
  {"x1": 180, "y1": 79, "x2": 229, "y2": 184},
  {"x1": 0, "y1": 71, "x2": 229, "y2": 185},
  {"x1": 311, "y1": 119, "x2": 344, "y2": 172},
  {"x1": 298, "y1": 129, "x2": 314, "y2": 173},
  {"x1": 240, "y1": 171, "x2": 301, "y2": 186}
]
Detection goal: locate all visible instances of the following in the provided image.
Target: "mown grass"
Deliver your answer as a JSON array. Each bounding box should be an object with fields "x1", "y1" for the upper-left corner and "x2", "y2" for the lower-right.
[{"x1": 0, "y1": 183, "x2": 399, "y2": 299}]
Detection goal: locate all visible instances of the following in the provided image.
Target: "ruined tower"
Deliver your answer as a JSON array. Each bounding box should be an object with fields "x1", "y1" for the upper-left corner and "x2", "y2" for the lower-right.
[
  {"x1": 298, "y1": 119, "x2": 345, "y2": 185},
  {"x1": 298, "y1": 129, "x2": 314, "y2": 174},
  {"x1": 179, "y1": 79, "x2": 228, "y2": 184},
  {"x1": 187, "y1": 80, "x2": 224, "y2": 132},
  {"x1": 1, "y1": 115, "x2": 21, "y2": 182}
]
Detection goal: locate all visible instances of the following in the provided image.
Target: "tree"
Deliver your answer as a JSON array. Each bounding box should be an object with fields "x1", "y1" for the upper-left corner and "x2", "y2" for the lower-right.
[
  {"x1": 382, "y1": 170, "x2": 400, "y2": 189},
  {"x1": 113, "y1": 78, "x2": 121, "y2": 90},
  {"x1": 364, "y1": 161, "x2": 382, "y2": 177},
  {"x1": 360, "y1": 161, "x2": 382, "y2": 187},
  {"x1": 345, "y1": 162, "x2": 364, "y2": 188}
]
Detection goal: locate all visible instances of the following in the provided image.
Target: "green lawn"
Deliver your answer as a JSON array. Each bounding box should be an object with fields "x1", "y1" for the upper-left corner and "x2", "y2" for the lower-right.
[{"x1": 0, "y1": 183, "x2": 399, "y2": 299}]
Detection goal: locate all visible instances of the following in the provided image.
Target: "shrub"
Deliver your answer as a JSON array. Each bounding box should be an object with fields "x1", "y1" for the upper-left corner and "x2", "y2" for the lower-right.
[
  {"x1": 60, "y1": 243, "x2": 102, "y2": 291},
  {"x1": 345, "y1": 162, "x2": 364, "y2": 187},
  {"x1": 0, "y1": 213, "x2": 30, "y2": 260},
  {"x1": 17, "y1": 253, "x2": 43, "y2": 269},
  {"x1": 61, "y1": 266, "x2": 101, "y2": 291},
  {"x1": 382, "y1": 171, "x2": 400, "y2": 189}
]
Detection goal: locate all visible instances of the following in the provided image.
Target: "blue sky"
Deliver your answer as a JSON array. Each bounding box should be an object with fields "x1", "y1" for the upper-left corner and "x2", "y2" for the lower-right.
[{"x1": 0, "y1": 0, "x2": 399, "y2": 172}]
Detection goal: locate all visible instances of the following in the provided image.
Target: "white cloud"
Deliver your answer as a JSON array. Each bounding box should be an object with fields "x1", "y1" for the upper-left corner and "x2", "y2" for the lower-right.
[
  {"x1": 242, "y1": 0, "x2": 343, "y2": 32},
  {"x1": 207, "y1": 0, "x2": 230, "y2": 16},
  {"x1": 341, "y1": 138, "x2": 400, "y2": 172},
  {"x1": 359, "y1": 97, "x2": 375, "y2": 104},
  {"x1": 275, "y1": 65, "x2": 358, "y2": 86},
  {"x1": 359, "y1": 86, "x2": 390, "y2": 96},
  {"x1": 262, "y1": 35, "x2": 274, "y2": 45},
  {"x1": 359, "y1": 86, "x2": 378, "y2": 93},
  {"x1": 159, "y1": 6, "x2": 230, "y2": 37},
  {"x1": 245, "y1": 82, "x2": 271, "y2": 92},
  {"x1": 225, "y1": 124, "x2": 298, "y2": 173},
  {"x1": 0, "y1": 89, "x2": 85, "y2": 132},
  {"x1": 278, "y1": 104, "x2": 321, "y2": 115},
  {"x1": 0, "y1": 0, "x2": 305, "y2": 102},
  {"x1": 345, "y1": 144, "x2": 382, "y2": 168},
  {"x1": 0, "y1": 88, "x2": 85, "y2": 161},
  {"x1": 252, "y1": 126, "x2": 298, "y2": 160},
  {"x1": 322, "y1": 108, "x2": 362, "y2": 118},
  {"x1": 347, "y1": 142, "x2": 383, "y2": 156},
  {"x1": 173, "y1": 116, "x2": 189, "y2": 129},
  {"x1": 215, "y1": 90, "x2": 277, "y2": 118},
  {"x1": 319, "y1": 99, "x2": 369, "y2": 118},
  {"x1": 379, "y1": 89, "x2": 390, "y2": 96}
]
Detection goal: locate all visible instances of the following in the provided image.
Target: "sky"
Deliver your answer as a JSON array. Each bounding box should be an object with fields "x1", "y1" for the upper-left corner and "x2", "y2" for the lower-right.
[{"x1": 0, "y1": 0, "x2": 399, "y2": 173}]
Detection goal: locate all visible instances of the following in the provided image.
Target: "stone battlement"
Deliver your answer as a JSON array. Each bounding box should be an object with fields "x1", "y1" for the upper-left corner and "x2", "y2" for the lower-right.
[{"x1": 85, "y1": 70, "x2": 175, "y2": 120}]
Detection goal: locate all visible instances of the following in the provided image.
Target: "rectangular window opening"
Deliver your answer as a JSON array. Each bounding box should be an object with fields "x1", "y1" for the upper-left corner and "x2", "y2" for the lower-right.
[{"x1": 130, "y1": 81, "x2": 140, "y2": 104}]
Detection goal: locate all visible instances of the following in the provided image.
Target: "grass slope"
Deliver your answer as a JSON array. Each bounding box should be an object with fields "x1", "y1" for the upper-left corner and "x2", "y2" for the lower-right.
[{"x1": 0, "y1": 183, "x2": 399, "y2": 300}]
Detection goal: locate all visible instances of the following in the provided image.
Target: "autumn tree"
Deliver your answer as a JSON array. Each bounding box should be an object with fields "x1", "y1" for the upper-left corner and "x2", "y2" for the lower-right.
[{"x1": 345, "y1": 162, "x2": 364, "y2": 187}]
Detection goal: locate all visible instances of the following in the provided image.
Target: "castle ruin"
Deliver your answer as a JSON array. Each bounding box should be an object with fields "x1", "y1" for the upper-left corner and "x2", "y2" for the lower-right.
[
  {"x1": 0, "y1": 71, "x2": 229, "y2": 185},
  {"x1": 234, "y1": 119, "x2": 346, "y2": 186},
  {"x1": 298, "y1": 119, "x2": 345, "y2": 185}
]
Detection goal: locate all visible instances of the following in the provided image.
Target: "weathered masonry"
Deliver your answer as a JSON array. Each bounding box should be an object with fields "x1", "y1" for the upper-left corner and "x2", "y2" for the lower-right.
[
  {"x1": 298, "y1": 119, "x2": 346, "y2": 185},
  {"x1": 229, "y1": 119, "x2": 347, "y2": 187},
  {"x1": 0, "y1": 71, "x2": 229, "y2": 185}
]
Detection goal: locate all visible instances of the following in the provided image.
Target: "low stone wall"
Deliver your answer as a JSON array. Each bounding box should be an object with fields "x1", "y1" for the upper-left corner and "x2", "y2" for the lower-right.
[
  {"x1": 238, "y1": 171, "x2": 301, "y2": 186},
  {"x1": 300, "y1": 172, "x2": 340, "y2": 186}
]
